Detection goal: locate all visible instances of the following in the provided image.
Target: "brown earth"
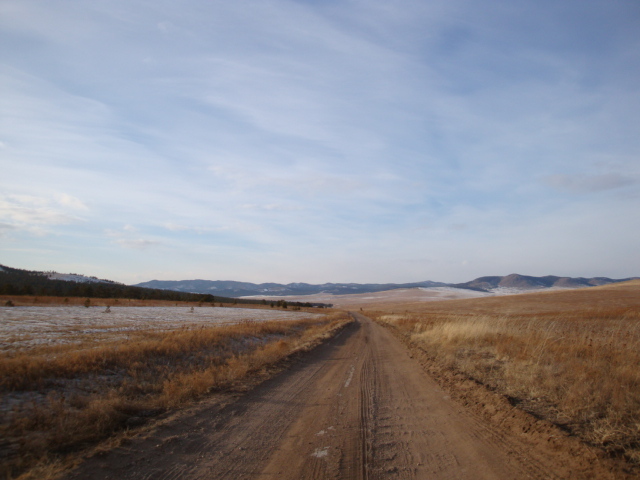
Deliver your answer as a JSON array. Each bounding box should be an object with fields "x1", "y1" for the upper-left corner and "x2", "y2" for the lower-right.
[{"x1": 61, "y1": 313, "x2": 631, "y2": 480}]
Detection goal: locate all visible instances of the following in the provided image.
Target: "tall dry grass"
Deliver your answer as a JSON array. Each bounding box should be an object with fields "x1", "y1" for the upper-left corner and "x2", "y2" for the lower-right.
[
  {"x1": 366, "y1": 281, "x2": 640, "y2": 462},
  {"x1": 0, "y1": 313, "x2": 351, "y2": 479}
]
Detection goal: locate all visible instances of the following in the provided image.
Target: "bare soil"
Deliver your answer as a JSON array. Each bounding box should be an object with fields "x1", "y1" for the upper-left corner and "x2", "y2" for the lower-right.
[{"x1": 61, "y1": 314, "x2": 632, "y2": 480}]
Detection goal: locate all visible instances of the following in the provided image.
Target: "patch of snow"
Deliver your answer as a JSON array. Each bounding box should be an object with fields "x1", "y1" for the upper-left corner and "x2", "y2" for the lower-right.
[
  {"x1": 489, "y1": 286, "x2": 552, "y2": 296},
  {"x1": 0, "y1": 306, "x2": 321, "y2": 352},
  {"x1": 48, "y1": 273, "x2": 111, "y2": 284},
  {"x1": 344, "y1": 364, "x2": 355, "y2": 388},
  {"x1": 311, "y1": 447, "x2": 329, "y2": 458},
  {"x1": 418, "y1": 287, "x2": 490, "y2": 298}
]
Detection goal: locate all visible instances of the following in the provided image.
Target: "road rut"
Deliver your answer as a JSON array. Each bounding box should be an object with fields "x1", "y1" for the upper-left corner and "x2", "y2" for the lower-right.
[{"x1": 65, "y1": 314, "x2": 577, "y2": 479}]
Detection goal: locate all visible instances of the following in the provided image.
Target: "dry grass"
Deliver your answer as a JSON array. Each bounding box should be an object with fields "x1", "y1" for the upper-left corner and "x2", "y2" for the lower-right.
[
  {"x1": 0, "y1": 295, "x2": 210, "y2": 307},
  {"x1": 0, "y1": 312, "x2": 351, "y2": 479},
  {"x1": 365, "y1": 281, "x2": 640, "y2": 462}
]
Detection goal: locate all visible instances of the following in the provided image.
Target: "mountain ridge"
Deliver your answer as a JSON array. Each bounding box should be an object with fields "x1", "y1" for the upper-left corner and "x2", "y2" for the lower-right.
[
  {"x1": 133, "y1": 279, "x2": 448, "y2": 297},
  {"x1": 2, "y1": 264, "x2": 635, "y2": 299},
  {"x1": 134, "y1": 274, "x2": 638, "y2": 298},
  {"x1": 452, "y1": 273, "x2": 632, "y2": 292}
]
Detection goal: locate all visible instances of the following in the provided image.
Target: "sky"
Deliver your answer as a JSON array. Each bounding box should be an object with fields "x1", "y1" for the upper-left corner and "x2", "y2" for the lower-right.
[{"x1": 1, "y1": 0, "x2": 639, "y2": 285}]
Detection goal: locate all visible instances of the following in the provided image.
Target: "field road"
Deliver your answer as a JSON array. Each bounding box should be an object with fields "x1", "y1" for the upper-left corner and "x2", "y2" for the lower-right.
[{"x1": 65, "y1": 314, "x2": 589, "y2": 480}]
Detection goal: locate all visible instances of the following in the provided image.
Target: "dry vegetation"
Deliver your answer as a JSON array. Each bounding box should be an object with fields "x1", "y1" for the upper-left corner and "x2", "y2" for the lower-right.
[
  {"x1": 0, "y1": 310, "x2": 351, "y2": 479},
  {"x1": 365, "y1": 281, "x2": 640, "y2": 463},
  {"x1": 0, "y1": 295, "x2": 327, "y2": 311}
]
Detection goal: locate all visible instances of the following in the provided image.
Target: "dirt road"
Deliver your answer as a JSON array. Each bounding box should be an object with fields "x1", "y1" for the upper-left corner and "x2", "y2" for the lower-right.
[{"x1": 64, "y1": 314, "x2": 605, "y2": 479}]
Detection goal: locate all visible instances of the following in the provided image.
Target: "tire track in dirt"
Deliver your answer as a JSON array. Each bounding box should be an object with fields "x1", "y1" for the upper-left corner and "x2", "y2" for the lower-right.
[{"x1": 64, "y1": 314, "x2": 618, "y2": 480}]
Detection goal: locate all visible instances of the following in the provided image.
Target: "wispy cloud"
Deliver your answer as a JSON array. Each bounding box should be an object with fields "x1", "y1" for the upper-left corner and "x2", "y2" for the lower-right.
[
  {"x1": 56, "y1": 193, "x2": 89, "y2": 211},
  {"x1": 0, "y1": 194, "x2": 87, "y2": 235},
  {"x1": 1, "y1": 0, "x2": 639, "y2": 283},
  {"x1": 545, "y1": 173, "x2": 638, "y2": 194},
  {"x1": 239, "y1": 204, "x2": 304, "y2": 212},
  {"x1": 0, "y1": 222, "x2": 17, "y2": 237},
  {"x1": 106, "y1": 226, "x2": 161, "y2": 250},
  {"x1": 114, "y1": 238, "x2": 161, "y2": 250}
]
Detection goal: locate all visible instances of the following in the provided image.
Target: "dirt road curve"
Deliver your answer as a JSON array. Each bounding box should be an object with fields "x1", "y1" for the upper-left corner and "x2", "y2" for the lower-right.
[{"x1": 66, "y1": 314, "x2": 582, "y2": 479}]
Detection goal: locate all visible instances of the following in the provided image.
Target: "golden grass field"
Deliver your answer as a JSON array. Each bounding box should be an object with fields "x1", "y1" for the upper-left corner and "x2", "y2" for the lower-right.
[
  {"x1": 0, "y1": 305, "x2": 350, "y2": 480},
  {"x1": 364, "y1": 280, "x2": 640, "y2": 463}
]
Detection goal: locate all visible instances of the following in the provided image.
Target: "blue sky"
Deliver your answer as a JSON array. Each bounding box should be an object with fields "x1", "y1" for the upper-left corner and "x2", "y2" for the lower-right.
[{"x1": 1, "y1": 0, "x2": 639, "y2": 284}]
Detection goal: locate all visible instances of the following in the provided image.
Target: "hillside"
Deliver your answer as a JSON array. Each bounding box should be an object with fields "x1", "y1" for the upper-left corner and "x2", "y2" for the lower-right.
[
  {"x1": 0, "y1": 265, "x2": 283, "y2": 306},
  {"x1": 453, "y1": 273, "x2": 635, "y2": 291}
]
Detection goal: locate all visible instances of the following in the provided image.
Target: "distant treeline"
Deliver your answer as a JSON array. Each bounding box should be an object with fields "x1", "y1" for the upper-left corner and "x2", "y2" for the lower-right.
[{"x1": 0, "y1": 265, "x2": 323, "y2": 308}]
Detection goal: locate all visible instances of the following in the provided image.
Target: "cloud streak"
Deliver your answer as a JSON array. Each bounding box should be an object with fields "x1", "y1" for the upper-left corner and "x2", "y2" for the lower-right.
[
  {"x1": 545, "y1": 173, "x2": 638, "y2": 194},
  {"x1": 0, "y1": 194, "x2": 87, "y2": 233},
  {"x1": 106, "y1": 226, "x2": 162, "y2": 251}
]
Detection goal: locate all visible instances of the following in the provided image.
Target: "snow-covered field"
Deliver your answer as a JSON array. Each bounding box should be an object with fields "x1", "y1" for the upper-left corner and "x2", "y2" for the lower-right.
[
  {"x1": 242, "y1": 285, "x2": 582, "y2": 307},
  {"x1": 242, "y1": 287, "x2": 493, "y2": 307},
  {"x1": 0, "y1": 306, "x2": 321, "y2": 351}
]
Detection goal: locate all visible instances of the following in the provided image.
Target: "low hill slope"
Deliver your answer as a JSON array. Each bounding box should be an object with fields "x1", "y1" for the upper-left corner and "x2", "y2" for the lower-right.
[{"x1": 455, "y1": 273, "x2": 636, "y2": 292}]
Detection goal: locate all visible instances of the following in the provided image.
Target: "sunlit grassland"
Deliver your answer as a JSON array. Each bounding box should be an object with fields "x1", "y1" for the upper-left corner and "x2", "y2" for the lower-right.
[
  {"x1": 0, "y1": 310, "x2": 351, "y2": 479},
  {"x1": 365, "y1": 281, "x2": 640, "y2": 462}
]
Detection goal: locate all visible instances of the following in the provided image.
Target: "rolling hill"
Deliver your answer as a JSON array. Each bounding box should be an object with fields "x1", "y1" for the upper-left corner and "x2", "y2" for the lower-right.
[
  {"x1": 133, "y1": 274, "x2": 637, "y2": 297},
  {"x1": 132, "y1": 279, "x2": 447, "y2": 298},
  {"x1": 453, "y1": 273, "x2": 635, "y2": 291}
]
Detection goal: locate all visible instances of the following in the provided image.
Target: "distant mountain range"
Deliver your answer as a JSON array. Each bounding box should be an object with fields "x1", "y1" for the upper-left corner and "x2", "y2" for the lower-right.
[
  {"x1": 3, "y1": 264, "x2": 634, "y2": 299},
  {"x1": 133, "y1": 274, "x2": 637, "y2": 298},
  {"x1": 133, "y1": 279, "x2": 447, "y2": 297}
]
